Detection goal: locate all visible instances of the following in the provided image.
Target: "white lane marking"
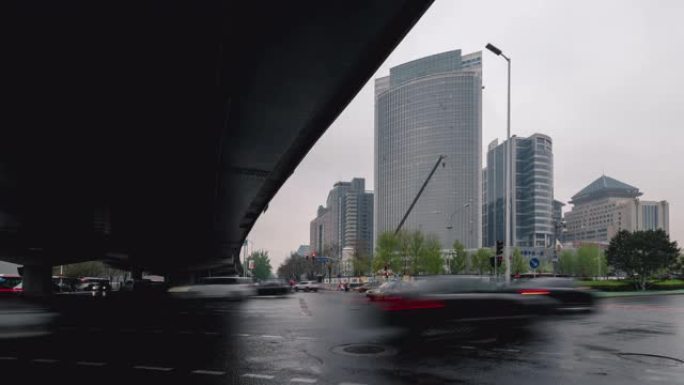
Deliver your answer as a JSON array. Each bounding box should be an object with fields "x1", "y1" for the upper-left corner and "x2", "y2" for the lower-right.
[
  {"x1": 536, "y1": 351, "x2": 562, "y2": 356},
  {"x1": 32, "y1": 358, "x2": 58, "y2": 364},
  {"x1": 192, "y1": 369, "x2": 226, "y2": 376},
  {"x1": 133, "y1": 365, "x2": 174, "y2": 372},
  {"x1": 295, "y1": 336, "x2": 318, "y2": 341},
  {"x1": 242, "y1": 373, "x2": 275, "y2": 380},
  {"x1": 0, "y1": 357, "x2": 18, "y2": 361},
  {"x1": 260, "y1": 335, "x2": 284, "y2": 339},
  {"x1": 459, "y1": 345, "x2": 476, "y2": 350},
  {"x1": 234, "y1": 333, "x2": 251, "y2": 337},
  {"x1": 492, "y1": 348, "x2": 520, "y2": 353},
  {"x1": 290, "y1": 378, "x2": 317, "y2": 383},
  {"x1": 76, "y1": 361, "x2": 106, "y2": 367}
]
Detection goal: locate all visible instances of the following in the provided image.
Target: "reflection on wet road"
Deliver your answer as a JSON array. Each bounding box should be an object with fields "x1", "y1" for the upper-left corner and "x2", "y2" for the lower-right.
[{"x1": 0, "y1": 292, "x2": 682, "y2": 384}]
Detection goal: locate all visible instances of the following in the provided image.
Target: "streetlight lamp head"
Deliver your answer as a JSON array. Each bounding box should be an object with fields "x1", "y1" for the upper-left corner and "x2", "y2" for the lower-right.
[{"x1": 486, "y1": 43, "x2": 502, "y2": 56}]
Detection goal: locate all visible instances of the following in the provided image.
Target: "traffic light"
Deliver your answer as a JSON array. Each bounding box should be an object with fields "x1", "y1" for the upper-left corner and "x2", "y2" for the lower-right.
[
  {"x1": 496, "y1": 240, "x2": 504, "y2": 257},
  {"x1": 490, "y1": 255, "x2": 504, "y2": 268}
]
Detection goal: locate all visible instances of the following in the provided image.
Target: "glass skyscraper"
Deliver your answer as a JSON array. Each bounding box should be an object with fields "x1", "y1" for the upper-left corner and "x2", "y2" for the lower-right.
[
  {"x1": 374, "y1": 50, "x2": 482, "y2": 249},
  {"x1": 483, "y1": 134, "x2": 555, "y2": 249}
]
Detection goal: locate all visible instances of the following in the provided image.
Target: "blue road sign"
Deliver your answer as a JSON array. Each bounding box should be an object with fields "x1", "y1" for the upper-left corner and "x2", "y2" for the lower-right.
[{"x1": 529, "y1": 257, "x2": 540, "y2": 269}]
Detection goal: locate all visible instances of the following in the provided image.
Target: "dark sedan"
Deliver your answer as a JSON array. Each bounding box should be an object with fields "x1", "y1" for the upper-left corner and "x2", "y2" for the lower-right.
[
  {"x1": 506, "y1": 277, "x2": 595, "y2": 313},
  {"x1": 256, "y1": 279, "x2": 291, "y2": 296},
  {"x1": 371, "y1": 276, "x2": 556, "y2": 338}
]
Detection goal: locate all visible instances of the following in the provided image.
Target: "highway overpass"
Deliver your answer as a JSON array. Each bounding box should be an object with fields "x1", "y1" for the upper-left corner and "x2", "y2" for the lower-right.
[{"x1": 3, "y1": 1, "x2": 433, "y2": 294}]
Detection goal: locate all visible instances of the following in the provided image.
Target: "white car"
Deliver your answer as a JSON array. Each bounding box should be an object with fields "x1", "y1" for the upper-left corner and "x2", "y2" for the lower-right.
[
  {"x1": 293, "y1": 281, "x2": 320, "y2": 292},
  {"x1": 167, "y1": 276, "x2": 256, "y2": 300}
]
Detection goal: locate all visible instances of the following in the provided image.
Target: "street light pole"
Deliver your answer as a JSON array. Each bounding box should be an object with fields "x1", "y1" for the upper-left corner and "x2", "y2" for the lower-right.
[{"x1": 486, "y1": 43, "x2": 512, "y2": 284}]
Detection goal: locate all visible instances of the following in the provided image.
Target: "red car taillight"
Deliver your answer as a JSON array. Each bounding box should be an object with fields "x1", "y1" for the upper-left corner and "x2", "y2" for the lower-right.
[
  {"x1": 518, "y1": 289, "x2": 551, "y2": 295},
  {"x1": 378, "y1": 296, "x2": 446, "y2": 311}
]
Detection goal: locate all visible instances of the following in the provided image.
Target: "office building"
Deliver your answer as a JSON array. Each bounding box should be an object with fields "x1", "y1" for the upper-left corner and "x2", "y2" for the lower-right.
[
  {"x1": 375, "y1": 49, "x2": 482, "y2": 249},
  {"x1": 564, "y1": 175, "x2": 669, "y2": 245},
  {"x1": 552, "y1": 200, "x2": 565, "y2": 245},
  {"x1": 295, "y1": 245, "x2": 310, "y2": 257},
  {"x1": 484, "y1": 134, "x2": 555, "y2": 249},
  {"x1": 310, "y1": 178, "x2": 374, "y2": 258}
]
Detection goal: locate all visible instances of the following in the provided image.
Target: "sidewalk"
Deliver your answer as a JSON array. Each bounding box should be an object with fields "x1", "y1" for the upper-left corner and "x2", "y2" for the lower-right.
[{"x1": 594, "y1": 289, "x2": 684, "y2": 298}]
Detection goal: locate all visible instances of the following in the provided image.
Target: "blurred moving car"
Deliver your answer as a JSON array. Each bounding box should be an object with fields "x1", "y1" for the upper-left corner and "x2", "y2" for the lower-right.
[
  {"x1": 354, "y1": 281, "x2": 379, "y2": 293},
  {"x1": 255, "y1": 279, "x2": 291, "y2": 295},
  {"x1": 293, "y1": 280, "x2": 320, "y2": 292},
  {"x1": 371, "y1": 276, "x2": 556, "y2": 338},
  {"x1": 0, "y1": 298, "x2": 57, "y2": 339},
  {"x1": 0, "y1": 275, "x2": 23, "y2": 296},
  {"x1": 366, "y1": 280, "x2": 412, "y2": 301},
  {"x1": 507, "y1": 277, "x2": 595, "y2": 313},
  {"x1": 167, "y1": 276, "x2": 256, "y2": 300},
  {"x1": 74, "y1": 277, "x2": 111, "y2": 297},
  {"x1": 52, "y1": 276, "x2": 79, "y2": 293},
  {"x1": 76, "y1": 277, "x2": 111, "y2": 292}
]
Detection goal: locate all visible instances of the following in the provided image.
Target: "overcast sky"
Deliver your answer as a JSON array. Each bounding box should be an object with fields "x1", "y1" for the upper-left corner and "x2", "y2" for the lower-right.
[{"x1": 249, "y1": 0, "x2": 684, "y2": 269}]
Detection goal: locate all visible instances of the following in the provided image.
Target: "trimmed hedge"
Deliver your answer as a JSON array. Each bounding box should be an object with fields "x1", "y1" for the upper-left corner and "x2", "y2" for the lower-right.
[{"x1": 580, "y1": 279, "x2": 684, "y2": 291}]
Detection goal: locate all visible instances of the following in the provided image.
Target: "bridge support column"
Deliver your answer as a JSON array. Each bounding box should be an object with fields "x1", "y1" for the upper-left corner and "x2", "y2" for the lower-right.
[
  {"x1": 131, "y1": 268, "x2": 143, "y2": 281},
  {"x1": 22, "y1": 264, "x2": 53, "y2": 298}
]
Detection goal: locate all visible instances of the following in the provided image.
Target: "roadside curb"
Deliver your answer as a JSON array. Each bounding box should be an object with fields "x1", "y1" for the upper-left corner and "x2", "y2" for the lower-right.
[{"x1": 594, "y1": 289, "x2": 684, "y2": 298}]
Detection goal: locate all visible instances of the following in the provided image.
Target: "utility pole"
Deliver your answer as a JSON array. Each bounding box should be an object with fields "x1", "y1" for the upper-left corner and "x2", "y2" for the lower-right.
[{"x1": 486, "y1": 43, "x2": 512, "y2": 284}]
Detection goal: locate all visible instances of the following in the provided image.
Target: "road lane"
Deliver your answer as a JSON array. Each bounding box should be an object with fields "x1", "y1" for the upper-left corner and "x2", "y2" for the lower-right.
[{"x1": 0, "y1": 292, "x2": 681, "y2": 384}]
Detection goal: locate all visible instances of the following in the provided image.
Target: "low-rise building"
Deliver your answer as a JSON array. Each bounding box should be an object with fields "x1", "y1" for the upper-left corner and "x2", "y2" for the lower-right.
[{"x1": 564, "y1": 175, "x2": 669, "y2": 245}]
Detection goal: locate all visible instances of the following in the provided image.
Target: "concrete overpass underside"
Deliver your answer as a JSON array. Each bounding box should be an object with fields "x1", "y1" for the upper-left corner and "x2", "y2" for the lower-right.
[{"x1": 2, "y1": 1, "x2": 432, "y2": 290}]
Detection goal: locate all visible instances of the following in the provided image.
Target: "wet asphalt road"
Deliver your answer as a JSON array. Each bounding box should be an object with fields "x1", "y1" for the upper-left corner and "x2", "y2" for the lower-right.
[{"x1": 0, "y1": 291, "x2": 682, "y2": 384}]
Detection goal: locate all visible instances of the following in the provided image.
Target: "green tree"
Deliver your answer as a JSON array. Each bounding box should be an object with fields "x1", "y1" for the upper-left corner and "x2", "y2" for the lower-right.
[
  {"x1": 575, "y1": 247, "x2": 593, "y2": 277},
  {"x1": 539, "y1": 260, "x2": 554, "y2": 274},
  {"x1": 397, "y1": 230, "x2": 413, "y2": 275},
  {"x1": 451, "y1": 240, "x2": 467, "y2": 274},
  {"x1": 606, "y1": 229, "x2": 680, "y2": 290},
  {"x1": 671, "y1": 254, "x2": 684, "y2": 276},
  {"x1": 374, "y1": 231, "x2": 401, "y2": 274},
  {"x1": 473, "y1": 248, "x2": 492, "y2": 275},
  {"x1": 557, "y1": 250, "x2": 577, "y2": 276},
  {"x1": 419, "y1": 235, "x2": 444, "y2": 275},
  {"x1": 56, "y1": 261, "x2": 106, "y2": 278},
  {"x1": 408, "y1": 230, "x2": 425, "y2": 275},
  {"x1": 249, "y1": 250, "x2": 273, "y2": 281},
  {"x1": 511, "y1": 248, "x2": 527, "y2": 275},
  {"x1": 352, "y1": 247, "x2": 371, "y2": 277},
  {"x1": 277, "y1": 252, "x2": 307, "y2": 280}
]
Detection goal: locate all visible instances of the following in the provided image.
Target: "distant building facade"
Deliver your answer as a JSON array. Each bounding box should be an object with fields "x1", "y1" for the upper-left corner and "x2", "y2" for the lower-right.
[
  {"x1": 375, "y1": 49, "x2": 483, "y2": 250},
  {"x1": 564, "y1": 175, "x2": 669, "y2": 245},
  {"x1": 295, "y1": 245, "x2": 311, "y2": 257},
  {"x1": 552, "y1": 200, "x2": 565, "y2": 245},
  {"x1": 483, "y1": 134, "x2": 555, "y2": 249},
  {"x1": 310, "y1": 178, "x2": 374, "y2": 259}
]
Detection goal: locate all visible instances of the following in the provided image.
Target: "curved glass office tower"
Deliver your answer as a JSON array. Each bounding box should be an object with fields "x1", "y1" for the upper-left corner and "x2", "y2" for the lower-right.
[{"x1": 374, "y1": 50, "x2": 482, "y2": 249}]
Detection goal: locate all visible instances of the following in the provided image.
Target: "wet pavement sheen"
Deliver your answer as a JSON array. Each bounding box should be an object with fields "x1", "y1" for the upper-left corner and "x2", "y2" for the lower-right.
[{"x1": 0, "y1": 291, "x2": 682, "y2": 384}]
